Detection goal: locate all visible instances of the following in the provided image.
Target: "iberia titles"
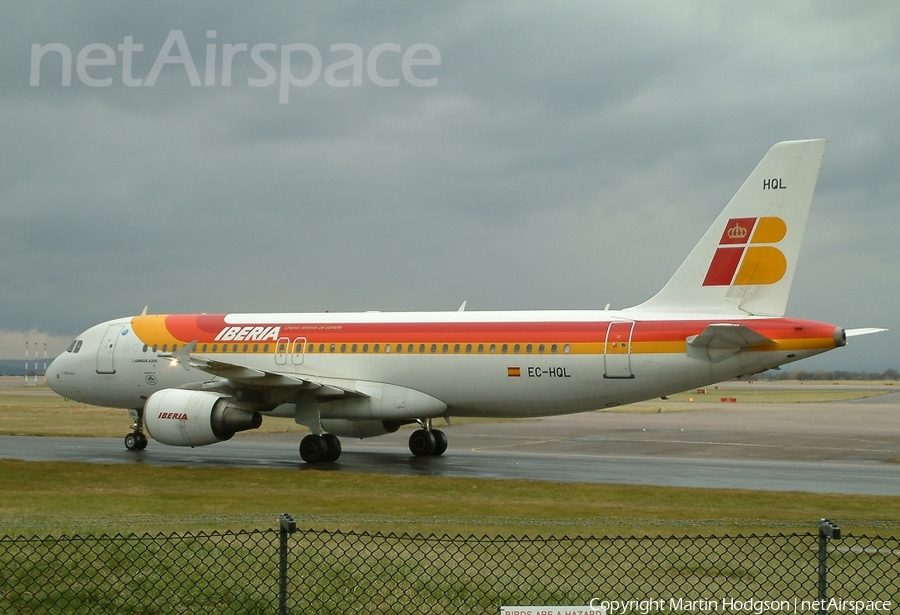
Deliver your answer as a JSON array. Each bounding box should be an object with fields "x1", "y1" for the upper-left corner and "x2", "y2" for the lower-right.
[{"x1": 214, "y1": 326, "x2": 282, "y2": 342}]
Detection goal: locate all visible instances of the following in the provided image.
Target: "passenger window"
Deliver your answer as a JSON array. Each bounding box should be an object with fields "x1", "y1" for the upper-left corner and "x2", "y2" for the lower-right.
[
  {"x1": 525, "y1": 344, "x2": 532, "y2": 353},
  {"x1": 362, "y1": 344, "x2": 368, "y2": 353},
  {"x1": 513, "y1": 344, "x2": 520, "y2": 353},
  {"x1": 538, "y1": 344, "x2": 545, "y2": 353},
  {"x1": 220, "y1": 345, "x2": 226, "y2": 353},
  {"x1": 466, "y1": 344, "x2": 472, "y2": 353},
  {"x1": 490, "y1": 344, "x2": 496, "y2": 354},
  {"x1": 419, "y1": 344, "x2": 425, "y2": 353},
  {"x1": 172, "y1": 344, "x2": 178, "y2": 352},
  {"x1": 212, "y1": 344, "x2": 218, "y2": 352},
  {"x1": 396, "y1": 344, "x2": 402, "y2": 353},
  {"x1": 563, "y1": 344, "x2": 571, "y2": 354},
  {"x1": 430, "y1": 344, "x2": 437, "y2": 353},
  {"x1": 330, "y1": 344, "x2": 336, "y2": 352},
  {"x1": 453, "y1": 344, "x2": 460, "y2": 353},
  {"x1": 142, "y1": 344, "x2": 148, "y2": 353},
  {"x1": 408, "y1": 344, "x2": 414, "y2": 353},
  {"x1": 385, "y1": 344, "x2": 391, "y2": 353},
  {"x1": 351, "y1": 344, "x2": 357, "y2": 353},
  {"x1": 442, "y1": 344, "x2": 449, "y2": 353},
  {"x1": 318, "y1": 344, "x2": 324, "y2": 352},
  {"x1": 374, "y1": 344, "x2": 380, "y2": 353},
  {"x1": 551, "y1": 344, "x2": 558, "y2": 353},
  {"x1": 253, "y1": 344, "x2": 259, "y2": 353},
  {"x1": 501, "y1": 344, "x2": 508, "y2": 353},
  {"x1": 477, "y1": 344, "x2": 483, "y2": 353},
  {"x1": 341, "y1": 344, "x2": 347, "y2": 353},
  {"x1": 162, "y1": 344, "x2": 168, "y2": 352}
]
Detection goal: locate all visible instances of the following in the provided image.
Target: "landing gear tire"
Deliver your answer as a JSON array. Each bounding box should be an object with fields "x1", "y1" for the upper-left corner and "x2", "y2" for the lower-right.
[
  {"x1": 126, "y1": 408, "x2": 148, "y2": 451},
  {"x1": 300, "y1": 434, "x2": 336, "y2": 464},
  {"x1": 125, "y1": 433, "x2": 142, "y2": 451},
  {"x1": 322, "y1": 433, "x2": 342, "y2": 462},
  {"x1": 409, "y1": 429, "x2": 436, "y2": 457},
  {"x1": 431, "y1": 429, "x2": 448, "y2": 456}
]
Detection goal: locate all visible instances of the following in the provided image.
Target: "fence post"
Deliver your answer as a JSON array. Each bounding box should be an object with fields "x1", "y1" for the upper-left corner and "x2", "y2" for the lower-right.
[
  {"x1": 279, "y1": 513, "x2": 297, "y2": 615},
  {"x1": 817, "y1": 519, "x2": 841, "y2": 615}
]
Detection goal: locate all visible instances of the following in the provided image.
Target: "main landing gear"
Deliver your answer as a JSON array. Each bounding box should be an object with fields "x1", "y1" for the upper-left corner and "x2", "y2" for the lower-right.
[
  {"x1": 408, "y1": 419, "x2": 447, "y2": 457},
  {"x1": 299, "y1": 433, "x2": 342, "y2": 464},
  {"x1": 298, "y1": 419, "x2": 449, "y2": 464},
  {"x1": 124, "y1": 408, "x2": 149, "y2": 451}
]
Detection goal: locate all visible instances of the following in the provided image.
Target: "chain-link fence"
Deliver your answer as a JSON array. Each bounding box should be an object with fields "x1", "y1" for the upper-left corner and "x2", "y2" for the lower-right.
[{"x1": 1, "y1": 518, "x2": 897, "y2": 614}]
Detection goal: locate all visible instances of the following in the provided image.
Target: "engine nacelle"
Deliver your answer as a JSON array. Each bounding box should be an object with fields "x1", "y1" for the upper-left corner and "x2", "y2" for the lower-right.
[
  {"x1": 144, "y1": 389, "x2": 262, "y2": 447},
  {"x1": 321, "y1": 418, "x2": 404, "y2": 439}
]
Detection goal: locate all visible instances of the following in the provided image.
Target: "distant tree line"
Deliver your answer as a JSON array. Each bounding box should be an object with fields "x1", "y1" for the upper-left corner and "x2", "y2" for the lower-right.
[{"x1": 752, "y1": 368, "x2": 899, "y2": 381}]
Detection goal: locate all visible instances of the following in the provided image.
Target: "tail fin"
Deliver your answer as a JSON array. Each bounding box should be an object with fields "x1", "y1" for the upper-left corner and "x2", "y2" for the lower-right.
[{"x1": 630, "y1": 139, "x2": 826, "y2": 317}]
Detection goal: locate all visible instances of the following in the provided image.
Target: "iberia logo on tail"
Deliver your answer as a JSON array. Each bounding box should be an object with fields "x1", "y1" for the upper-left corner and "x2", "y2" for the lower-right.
[{"x1": 702, "y1": 217, "x2": 787, "y2": 286}]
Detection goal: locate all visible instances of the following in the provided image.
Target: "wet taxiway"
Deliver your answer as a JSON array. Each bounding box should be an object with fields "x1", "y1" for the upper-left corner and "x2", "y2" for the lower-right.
[{"x1": 1, "y1": 390, "x2": 898, "y2": 495}]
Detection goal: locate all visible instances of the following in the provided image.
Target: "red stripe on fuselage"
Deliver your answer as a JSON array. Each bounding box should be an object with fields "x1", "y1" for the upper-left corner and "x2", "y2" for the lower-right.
[{"x1": 156, "y1": 314, "x2": 836, "y2": 346}]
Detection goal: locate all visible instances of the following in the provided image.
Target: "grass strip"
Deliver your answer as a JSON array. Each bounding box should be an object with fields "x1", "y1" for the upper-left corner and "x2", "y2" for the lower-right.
[{"x1": 1, "y1": 460, "x2": 898, "y2": 538}]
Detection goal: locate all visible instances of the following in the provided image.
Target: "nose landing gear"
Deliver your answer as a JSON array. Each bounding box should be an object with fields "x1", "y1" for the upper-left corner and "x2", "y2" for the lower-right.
[{"x1": 125, "y1": 408, "x2": 149, "y2": 451}]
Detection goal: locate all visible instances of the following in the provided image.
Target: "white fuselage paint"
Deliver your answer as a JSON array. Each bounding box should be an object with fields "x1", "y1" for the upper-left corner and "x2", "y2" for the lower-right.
[{"x1": 46, "y1": 308, "x2": 838, "y2": 419}]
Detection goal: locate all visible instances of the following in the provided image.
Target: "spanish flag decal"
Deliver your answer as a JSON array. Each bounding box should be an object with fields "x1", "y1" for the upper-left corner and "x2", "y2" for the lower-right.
[
  {"x1": 507, "y1": 367, "x2": 521, "y2": 377},
  {"x1": 703, "y1": 217, "x2": 787, "y2": 286}
]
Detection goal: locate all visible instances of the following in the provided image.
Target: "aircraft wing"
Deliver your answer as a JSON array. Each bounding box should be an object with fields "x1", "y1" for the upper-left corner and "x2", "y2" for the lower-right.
[{"x1": 159, "y1": 343, "x2": 364, "y2": 398}]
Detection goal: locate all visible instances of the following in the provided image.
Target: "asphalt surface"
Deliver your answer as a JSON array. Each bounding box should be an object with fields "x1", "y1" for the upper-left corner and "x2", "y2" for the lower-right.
[{"x1": 1, "y1": 388, "x2": 898, "y2": 495}]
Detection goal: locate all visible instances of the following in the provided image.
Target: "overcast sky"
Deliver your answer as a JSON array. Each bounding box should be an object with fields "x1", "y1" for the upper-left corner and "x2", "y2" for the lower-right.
[{"x1": 2, "y1": 1, "x2": 898, "y2": 371}]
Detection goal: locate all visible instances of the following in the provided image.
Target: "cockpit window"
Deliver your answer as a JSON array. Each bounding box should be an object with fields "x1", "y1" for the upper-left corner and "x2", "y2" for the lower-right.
[{"x1": 66, "y1": 340, "x2": 83, "y2": 353}]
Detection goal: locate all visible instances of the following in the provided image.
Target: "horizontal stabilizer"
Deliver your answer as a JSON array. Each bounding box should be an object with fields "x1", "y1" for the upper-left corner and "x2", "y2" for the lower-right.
[
  {"x1": 687, "y1": 323, "x2": 773, "y2": 363},
  {"x1": 845, "y1": 328, "x2": 888, "y2": 337},
  {"x1": 688, "y1": 323, "x2": 774, "y2": 349}
]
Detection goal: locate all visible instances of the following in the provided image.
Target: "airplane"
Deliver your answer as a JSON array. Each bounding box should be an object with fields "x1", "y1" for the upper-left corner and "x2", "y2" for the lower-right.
[{"x1": 46, "y1": 139, "x2": 885, "y2": 464}]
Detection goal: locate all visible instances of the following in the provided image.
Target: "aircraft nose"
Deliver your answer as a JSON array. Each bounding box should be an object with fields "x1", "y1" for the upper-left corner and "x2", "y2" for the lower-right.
[{"x1": 46, "y1": 354, "x2": 74, "y2": 397}]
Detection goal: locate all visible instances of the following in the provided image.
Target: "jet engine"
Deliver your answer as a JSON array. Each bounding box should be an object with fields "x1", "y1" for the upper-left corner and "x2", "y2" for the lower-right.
[
  {"x1": 144, "y1": 389, "x2": 262, "y2": 447},
  {"x1": 321, "y1": 418, "x2": 404, "y2": 439}
]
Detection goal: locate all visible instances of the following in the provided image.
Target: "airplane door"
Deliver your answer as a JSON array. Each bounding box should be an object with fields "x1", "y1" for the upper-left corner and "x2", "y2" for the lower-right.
[
  {"x1": 96, "y1": 324, "x2": 125, "y2": 374},
  {"x1": 275, "y1": 337, "x2": 289, "y2": 365},
  {"x1": 604, "y1": 321, "x2": 635, "y2": 379}
]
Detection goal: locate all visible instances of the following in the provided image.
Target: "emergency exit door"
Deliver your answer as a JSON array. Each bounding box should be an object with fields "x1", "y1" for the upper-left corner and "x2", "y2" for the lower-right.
[{"x1": 604, "y1": 320, "x2": 635, "y2": 379}]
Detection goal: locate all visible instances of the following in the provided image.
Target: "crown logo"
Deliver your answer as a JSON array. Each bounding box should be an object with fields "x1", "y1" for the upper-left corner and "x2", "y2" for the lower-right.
[{"x1": 726, "y1": 223, "x2": 748, "y2": 240}]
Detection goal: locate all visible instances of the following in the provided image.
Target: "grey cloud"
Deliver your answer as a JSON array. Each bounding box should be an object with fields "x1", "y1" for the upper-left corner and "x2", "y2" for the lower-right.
[{"x1": 1, "y1": 1, "x2": 897, "y2": 370}]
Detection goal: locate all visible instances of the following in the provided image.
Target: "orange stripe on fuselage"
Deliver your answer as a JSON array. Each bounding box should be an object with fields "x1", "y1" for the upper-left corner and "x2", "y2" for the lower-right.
[{"x1": 129, "y1": 314, "x2": 837, "y2": 355}]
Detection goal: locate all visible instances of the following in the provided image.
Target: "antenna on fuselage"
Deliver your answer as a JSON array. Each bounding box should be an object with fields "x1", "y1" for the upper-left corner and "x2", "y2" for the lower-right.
[
  {"x1": 140, "y1": 305, "x2": 148, "y2": 316},
  {"x1": 458, "y1": 301, "x2": 467, "y2": 312}
]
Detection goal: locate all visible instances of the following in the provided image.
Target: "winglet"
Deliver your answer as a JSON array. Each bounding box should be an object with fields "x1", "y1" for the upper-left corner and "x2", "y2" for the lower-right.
[{"x1": 630, "y1": 139, "x2": 827, "y2": 316}]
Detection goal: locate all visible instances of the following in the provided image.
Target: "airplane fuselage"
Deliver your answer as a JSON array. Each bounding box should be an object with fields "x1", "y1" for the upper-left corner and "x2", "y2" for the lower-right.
[{"x1": 48, "y1": 310, "x2": 843, "y2": 418}]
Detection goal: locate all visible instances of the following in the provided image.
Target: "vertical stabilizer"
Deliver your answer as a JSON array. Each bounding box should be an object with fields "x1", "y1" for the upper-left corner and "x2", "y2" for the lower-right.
[{"x1": 629, "y1": 139, "x2": 826, "y2": 316}]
